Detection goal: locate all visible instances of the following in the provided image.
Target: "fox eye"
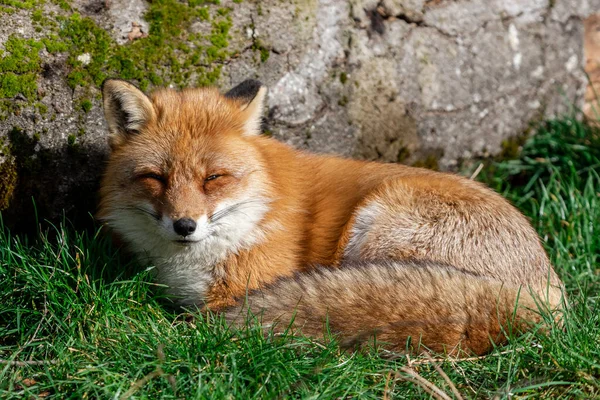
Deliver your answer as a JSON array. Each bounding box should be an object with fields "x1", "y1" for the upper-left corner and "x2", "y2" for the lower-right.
[
  {"x1": 205, "y1": 174, "x2": 221, "y2": 182},
  {"x1": 137, "y1": 172, "x2": 166, "y2": 184}
]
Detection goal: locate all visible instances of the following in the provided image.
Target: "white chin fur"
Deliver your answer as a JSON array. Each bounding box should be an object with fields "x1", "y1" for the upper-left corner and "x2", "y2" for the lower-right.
[{"x1": 102, "y1": 197, "x2": 271, "y2": 304}]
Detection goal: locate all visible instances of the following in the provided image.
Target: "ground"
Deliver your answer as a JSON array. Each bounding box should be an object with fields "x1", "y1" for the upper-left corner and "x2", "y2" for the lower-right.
[{"x1": 0, "y1": 115, "x2": 598, "y2": 398}]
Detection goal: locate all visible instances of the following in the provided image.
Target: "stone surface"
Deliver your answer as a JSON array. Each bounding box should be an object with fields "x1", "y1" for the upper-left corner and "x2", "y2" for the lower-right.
[{"x1": 0, "y1": 0, "x2": 595, "y2": 229}]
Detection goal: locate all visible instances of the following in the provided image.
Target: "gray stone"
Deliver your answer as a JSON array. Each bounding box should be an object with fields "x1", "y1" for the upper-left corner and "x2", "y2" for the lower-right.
[
  {"x1": 551, "y1": 0, "x2": 600, "y2": 23},
  {"x1": 424, "y1": 0, "x2": 498, "y2": 36},
  {"x1": 107, "y1": 0, "x2": 149, "y2": 45}
]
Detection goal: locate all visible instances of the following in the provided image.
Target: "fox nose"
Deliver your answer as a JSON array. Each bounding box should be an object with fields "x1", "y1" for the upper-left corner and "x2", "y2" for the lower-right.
[{"x1": 173, "y1": 218, "x2": 197, "y2": 237}]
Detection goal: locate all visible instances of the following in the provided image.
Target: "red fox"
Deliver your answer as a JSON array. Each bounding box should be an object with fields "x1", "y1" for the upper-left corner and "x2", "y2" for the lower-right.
[{"x1": 98, "y1": 78, "x2": 564, "y2": 355}]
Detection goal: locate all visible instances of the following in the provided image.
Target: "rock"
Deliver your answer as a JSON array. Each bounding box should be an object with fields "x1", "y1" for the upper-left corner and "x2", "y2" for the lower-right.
[
  {"x1": 0, "y1": 0, "x2": 594, "y2": 230},
  {"x1": 107, "y1": 0, "x2": 149, "y2": 44}
]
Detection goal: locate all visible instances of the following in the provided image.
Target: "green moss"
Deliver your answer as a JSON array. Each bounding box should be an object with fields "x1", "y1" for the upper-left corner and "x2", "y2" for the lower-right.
[
  {"x1": 35, "y1": 102, "x2": 48, "y2": 115},
  {"x1": 80, "y1": 99, "x2": 92, "y2": 113},
  {"x1": 259, "y1": 46, "x2": 270, "y2": 63},
  {"x1": 67, "y1": 134, "x2": 82, "y2": 154},
  {"x1": 0, "y1": 0, "x2": 38, "y2": 9},
  {"x1": 196, "y1": 6, "x2": 209, "y2": 20},
  {"x1": 189, "y1": 0, "x2": 219, "y2": 5},
  {"x1": 32, "y1": 8, "x2": 57, "y2": 29},
  {"x1": 216, "y1": 7, "x2": 230, "y2": 16},
  {"x1": 0, "y1": 72, "x2": 38, "y2": 99},
  {"x1": 32, "y1": 8, "x2": 42, "y2": 21},
  {"x1": 43, "y1": 35, "x2": 68, "y2": 53},
  {"x1": 337, "y1": 96, "x2": 348, "y2": 107},
  {"x1": 0, "y1": 5, "x2": 17, "y2": 13},
  {"x1": 4, "y1": 126, "x2": 58, "y2": 193},
  {"x1": 59, "y1": 3, "x2": 196, "y2": 88},
  {"x1": 196, "y1": 65, "x2": 222, "y2": 87},
  {"x1": 106, "y1": 0, "x2": 229, "y2": 87},
  {"x1": 499, "y1": 133, "x2": 529, "y2": 160},
  {"x1": 0, "y1": 136, "x2": 18, "y2": 210},
  {"x1": 339, "y1": 72, "x2": 348, "y2": 84},
  {"x1": 0, "y1": 36, "x2": 42, "y2": 72},
  {"x1": 412, "y1": 155, "x2": 440, "y2": 171},
  {"x1": 0, "y1": 36, "x2": 43, "y2": 94},
  {"x1": 251, "y1": 38, "x2": 270, "y2": 63},
  {"x1": 209, "y1": 18, "x2": 232, "y2": 48},
  {"x1": 0, "y1": 158, "x2": 17, "y2": 210},
  {"x1": 59, "y1": 12, "x2": 112, "y2": 88},
  {"x1": 1, "y1": 0, "x2": 239, "y2": 119},
  {"x1": 396, "y1": 146, "x2": 410, "y2": 163},
  {"x1": 51, "y1": 0, "x2": 71, "y2": 10}
]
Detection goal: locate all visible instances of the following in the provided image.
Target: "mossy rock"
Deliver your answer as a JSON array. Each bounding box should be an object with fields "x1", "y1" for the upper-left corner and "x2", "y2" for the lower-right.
[{"x1": 0, "y1": 0, "x2": 593, "y2": 232}]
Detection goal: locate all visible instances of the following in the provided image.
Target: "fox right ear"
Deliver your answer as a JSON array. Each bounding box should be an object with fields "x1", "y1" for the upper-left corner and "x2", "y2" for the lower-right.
[
  {"x1": 225, "y1": 79, "x2": 267, "y2": 136},
  {"x1": 102, "y1": 79, "x2": 155, "y2": 148}
]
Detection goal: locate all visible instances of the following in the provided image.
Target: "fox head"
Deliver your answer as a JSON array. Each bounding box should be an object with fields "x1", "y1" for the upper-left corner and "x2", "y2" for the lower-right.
[{"x1": 98, "y1": 79, "x2": 273, "y2": 265}]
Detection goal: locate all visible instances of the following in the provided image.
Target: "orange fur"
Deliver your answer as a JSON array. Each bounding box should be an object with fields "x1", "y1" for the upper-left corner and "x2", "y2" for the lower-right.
[{"x1": 99, "y1": 79, "x2": 564, "y2": 355}]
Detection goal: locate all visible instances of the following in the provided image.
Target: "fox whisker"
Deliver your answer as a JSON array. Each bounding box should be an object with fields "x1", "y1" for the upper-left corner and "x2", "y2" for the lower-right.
[
  {"x1": 114, "y1": 206, "x2": 160, "y2": 220},
  {"x1": 209, "y1": 199, "x2": 268, "y2": 222}
]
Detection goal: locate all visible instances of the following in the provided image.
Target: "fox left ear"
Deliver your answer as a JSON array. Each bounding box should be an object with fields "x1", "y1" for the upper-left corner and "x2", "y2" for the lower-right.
[
  {"x1": 225, "y1": 79, "x2": 267, "y2": 136},
  {"x1": 102, "y1": 79, "x2": 155, "y2": 149}
]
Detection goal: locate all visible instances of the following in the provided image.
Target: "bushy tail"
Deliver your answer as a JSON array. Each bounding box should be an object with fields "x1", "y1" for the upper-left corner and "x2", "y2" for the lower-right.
[{"x1": 225, "y1": 259, "x2": 564, "y2": 355}]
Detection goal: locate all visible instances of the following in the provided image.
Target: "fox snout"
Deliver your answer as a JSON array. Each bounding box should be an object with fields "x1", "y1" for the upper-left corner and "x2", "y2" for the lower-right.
[
  {"x1": 173, "y1": 218, "x2": 197, "y2": 237},
  {"x1": 160, "y1": 213, "x2": 210, "y2": 243}
]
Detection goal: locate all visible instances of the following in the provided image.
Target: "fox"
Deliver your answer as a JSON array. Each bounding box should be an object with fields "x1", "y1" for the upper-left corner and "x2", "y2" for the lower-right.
[{"x1": 98, "y1": 78, "x2": 565, "y2": 356}]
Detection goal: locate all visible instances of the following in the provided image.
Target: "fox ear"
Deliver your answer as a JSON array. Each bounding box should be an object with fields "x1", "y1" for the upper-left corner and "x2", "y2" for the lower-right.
[
  {"x1": 102, "y1": 79, "x2": 155, "y2": 148},
  {"x1": 225, "y1": 79, "x2": 267, "y2": 136}
]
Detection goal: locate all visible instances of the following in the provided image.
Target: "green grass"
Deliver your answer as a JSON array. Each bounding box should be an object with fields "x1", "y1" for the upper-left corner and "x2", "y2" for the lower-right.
[{"x1": 1, "y1": 117, "x2": 599, "y2": 398}]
